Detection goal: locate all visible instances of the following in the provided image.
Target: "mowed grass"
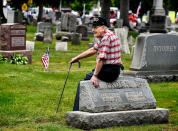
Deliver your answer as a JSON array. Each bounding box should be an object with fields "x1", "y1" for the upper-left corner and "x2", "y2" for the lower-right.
[{"x1": 0, "y1": 25, "x2": 177, "y2": 131}]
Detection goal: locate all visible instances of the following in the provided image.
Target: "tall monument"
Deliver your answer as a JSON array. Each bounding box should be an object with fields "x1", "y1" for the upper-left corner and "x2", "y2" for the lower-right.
[
  {"x1": 123, "y1": 0, "x2": 178, "y2": 82},
  {"x1": 149, "y1": 0, "x2": 168, "y2": 33}
]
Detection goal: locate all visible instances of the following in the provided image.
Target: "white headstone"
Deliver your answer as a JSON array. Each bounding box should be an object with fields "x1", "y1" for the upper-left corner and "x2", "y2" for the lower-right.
[
  {"x1": 114, "y1": 27, "x2": 130, "y2": 54},
  {"x1": 55, "y1": 42, "x2": 68, "y2": 51},
  {"x1": 26, "y1": 41, "x2": 35, "y2": 51}
]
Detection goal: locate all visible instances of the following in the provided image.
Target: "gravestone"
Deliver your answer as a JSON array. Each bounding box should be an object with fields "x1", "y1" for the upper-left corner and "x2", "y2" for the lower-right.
[
  {"x1": 61, "y1": 13, "x2": 68, "y2": 31},
  {"x1": 55, "y1": 42, "x2": 67, "y2": 51},
  {"x1": 0, "y1": 23, "x2": 32, "y2": 63},
  {"x1": 7, "y1": 10, "x2": 15, "y2": 23},
  {"x1": 43, "y1": 26, "x2": 53, "y2": 44},
  {"x1": 37, "y1": 22, "x2": 52, "y2": 33},
  {"x1": 7, "y1": 10, "x2": 23, "y2": 24},
  {"x1": 124, "y1": 33, "x2": 178, "y2": 82},
  {"x1": 1, "y1": 23, "x2": 26, "y2": 50},
  {"x1": 35, "y1": 22, "x2": 52, "y2": 41},
  {"x1": 56, "y1": 21, "x2": 61, "y2": 33},
  {"x1": 68, "y1": 13, "x2": 77, "y2": 32},
  {"x1": 76, "y1": 25, "x2": 89, "y2": 40},
  {"x1": 114, "y1": 27, "x2": 130, "y2": 54},
  {"x1": 26, "y1": 41, "x2": 35, "y2": 51},
  {"x1": 71, "y1": 33, "x2": 81, "y2": 45},
  {"x1": 66, "y1": 76, "x2": 169, "y2": 130},
  {"x1": 61, "y1": 13, "x2": 77, "y2": 32},
  {"x1": 128, "y1": 36, "x2": 134, "y2": 46},
  {"x1": 149, "y1": 0, "x2": 167, "y2": 33}
]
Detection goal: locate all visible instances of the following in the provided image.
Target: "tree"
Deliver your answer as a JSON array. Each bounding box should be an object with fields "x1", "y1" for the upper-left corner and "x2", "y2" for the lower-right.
[
  {"x1": 101, "y1": 0, "x2": 111, "y2": 27},
  {"x1": 120, "y1": 0, "x2": 130, "y2": 27},
  {"x1": 0, "y1": 0, "x2": 7, "y2": 23}
]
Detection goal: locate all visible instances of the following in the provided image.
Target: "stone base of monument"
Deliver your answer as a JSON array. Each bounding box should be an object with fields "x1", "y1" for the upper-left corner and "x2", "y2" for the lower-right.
[
  {"x1": 66, "y1": 108, "x2": 169, "y2": 130},
  {"x1": 122, "y1": 70, "x2": 178, "y2": 82},
  {"x1": 0, "y1": 50, "x2": 32, "y2": 64}
]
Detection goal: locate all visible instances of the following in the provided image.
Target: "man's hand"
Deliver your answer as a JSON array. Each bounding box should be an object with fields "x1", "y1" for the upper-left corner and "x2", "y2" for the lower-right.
[
  {"x1": 91, "y1": 75, "x2": 99, "y2": 87},
  {"x1": 70, "y1": 57, "x2": 79, "y2": 64}
]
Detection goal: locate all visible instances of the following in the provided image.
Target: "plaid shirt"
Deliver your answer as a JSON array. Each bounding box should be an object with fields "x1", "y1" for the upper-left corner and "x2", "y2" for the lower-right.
[{"x1": 94, "y1": 29, "x2": 121, "y2": 65}]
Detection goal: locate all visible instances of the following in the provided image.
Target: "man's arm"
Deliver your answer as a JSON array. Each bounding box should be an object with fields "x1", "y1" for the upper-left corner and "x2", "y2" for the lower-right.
[
  {"x1": 91, "y1": 58, "x2": 105, "y2": 87},
  {"x1": 70, "y1": 47, "x2": 97, "y2": 63}
]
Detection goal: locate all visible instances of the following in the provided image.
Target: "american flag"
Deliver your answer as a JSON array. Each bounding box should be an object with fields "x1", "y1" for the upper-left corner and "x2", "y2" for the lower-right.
[
  {"x1": 136, "y1": 2, "x2": 141, "y2": 16},
  {"x1": 41, "y1": 48, "x2": 49, "y2": 69}
]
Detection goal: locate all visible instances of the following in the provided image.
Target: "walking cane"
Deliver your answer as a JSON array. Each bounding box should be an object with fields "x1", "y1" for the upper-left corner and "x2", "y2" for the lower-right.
[{"x1": 55, "y1": 61, "x2": 80, "y2": 113}]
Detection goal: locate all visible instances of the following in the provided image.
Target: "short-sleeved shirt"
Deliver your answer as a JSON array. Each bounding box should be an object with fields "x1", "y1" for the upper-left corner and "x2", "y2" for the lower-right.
[{"x1": 93, "y1": 29, "x2": 121, "y2": 65}]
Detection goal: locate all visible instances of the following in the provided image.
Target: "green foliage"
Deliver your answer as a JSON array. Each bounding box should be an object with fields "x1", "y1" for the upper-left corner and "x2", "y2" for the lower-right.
[
  {"x1": 10, "y1": 54, "x2": 29, "y2": 65},
  {"x1": 0, "y1": 54, "x2": 8, "y2": 64}
]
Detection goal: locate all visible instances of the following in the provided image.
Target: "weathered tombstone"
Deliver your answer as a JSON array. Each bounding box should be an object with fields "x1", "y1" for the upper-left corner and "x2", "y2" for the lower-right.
[
  {"x1": 37, "y1": 22, "x2": 52, "y2": 33},
  {"x1": 43, "y1": 26, "x2": 53, "y2": 44},
  {"x1": 7, "y1": 10, "x2": 23, "y2": 24},
  {"x1": 55, "y1": 42, "x2": 68, "y2": 51},
  {"x1": 71, "y1": 33, "x2": 81, "y2": 45},
  {"x1": 55, "y1": 31, "x2": 73, "y2": 41},
  {"x1": 61, "y1": 13, "x2": 68, "y2": 31},
  {"x1": 0, "y1": 23, "x2": 32, "y2": 63},
  {"x1": 128, "y1": 36, "x2": 134, "y2": 46},
  {"x1": 68, "y1": 13, "x2": 77, "y2": 32},
  {"x1": 76, "y1": 25, "x2": 89, "y2": 40},
  {"x1": 7, "y1": 10, "x2": 15, "y2": 23},
  {"x1": 35, "y1": 22, "x2": 52, "y2": 41},
  {"x1": 149, "y1": 0, "x2": 167, "y2": 33},
  {"x1": 130, "y1": 45, "x2": 135, "y2": 59},
  {"x1": 26, "y1": 41, "x2": 35, "y2": 51},
  {"x1": 56, "y1": 21, "x2": 61, "y2": 33},
  {"x1": 66, "y1": 76, "x2": 169, "y2": 130},
  {"x1": 124, "y1": 33, "x2": 178, "y2": 82},
  {"x1": 114, "y1": 27, "x2": 130, "y2": 54}
]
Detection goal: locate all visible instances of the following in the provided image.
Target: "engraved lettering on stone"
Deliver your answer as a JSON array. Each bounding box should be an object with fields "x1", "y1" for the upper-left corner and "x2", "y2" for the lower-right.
[
  {"x1": 100, "y1": 92, "x2": 122, "y2": 102},
  {"x1": 11, "y1": 25, "x2": 25, "y2": 29},
  {"x1": 107, "y1": 80, "x2": 130, "y2": 88},
  {"x1": 153, "y1": 46, "x2": 176, "y2": 52},
  {"x1": 125, "y1": 91, "x2": 146, "y2": 101},
  {"x1": 11, "y1": 30, "x2": 26, "y2": 35},
  {"x1": 11, "y1": 37, "x2": 25, "y2": 47}
]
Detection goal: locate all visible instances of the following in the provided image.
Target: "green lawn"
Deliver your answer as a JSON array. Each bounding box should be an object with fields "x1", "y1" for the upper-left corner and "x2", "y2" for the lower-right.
[{"x1": 0, "y1": 25, "x2": 177, "y2": 131}]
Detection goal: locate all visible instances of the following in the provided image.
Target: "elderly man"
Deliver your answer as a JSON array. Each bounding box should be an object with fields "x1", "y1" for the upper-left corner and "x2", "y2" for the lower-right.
[{"x1": 70, "y1": 17, "x2": 122, "y2": 111}]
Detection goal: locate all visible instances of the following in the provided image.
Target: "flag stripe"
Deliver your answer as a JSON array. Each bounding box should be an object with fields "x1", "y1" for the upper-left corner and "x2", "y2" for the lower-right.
[{"x1": 41, "y1": 49, "x2": 49, "y2": 69}]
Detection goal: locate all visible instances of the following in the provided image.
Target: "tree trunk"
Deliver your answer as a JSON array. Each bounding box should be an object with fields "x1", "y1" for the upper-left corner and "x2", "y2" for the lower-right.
[
  {"x1": 37, "y1": 3, "x2": 43, "y2": 22},
  {"x1": 120, "y1": 0, "x2": 130, "y2": 27},
  {"x1": 0, "y1": 0, "x2": 7, "y2": 23},
  {"x1": 101, "y1": 0, "x2": 110, "y2": 27}
]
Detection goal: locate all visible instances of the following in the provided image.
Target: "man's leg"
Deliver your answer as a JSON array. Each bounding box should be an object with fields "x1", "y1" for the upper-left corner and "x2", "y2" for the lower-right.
[{"x1": 73, "y1": 71, "x2": 94, "y2": 111}]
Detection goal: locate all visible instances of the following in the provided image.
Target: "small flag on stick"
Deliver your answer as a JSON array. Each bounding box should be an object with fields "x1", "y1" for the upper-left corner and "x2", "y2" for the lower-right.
[
  {"x1": 136, "y1": 2, "x2": 141, "y2": 16},
  {"x1": 41, "y1": 48, "x2": 49, "y2": 69}
]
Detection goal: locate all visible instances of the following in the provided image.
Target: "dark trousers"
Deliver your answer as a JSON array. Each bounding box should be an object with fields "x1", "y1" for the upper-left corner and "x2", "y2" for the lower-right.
[{"x1": 73, "y1": 65, "x2": 120, "y2": 111}]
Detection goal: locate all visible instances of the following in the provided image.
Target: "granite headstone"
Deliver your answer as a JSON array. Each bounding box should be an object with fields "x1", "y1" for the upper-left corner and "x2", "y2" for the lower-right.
[
  {"x1": 1, "y1": 23, "x2": 26, "y2": 50},
  {"x1": 76, "y1": 25, "x2": 89, "y2": 40},
  {"x1": 125, "y1": 33, "x2": 178, "y2": 82},
  {"x1": 66, "y1": 76, "x2": 169, "y2": 129}
]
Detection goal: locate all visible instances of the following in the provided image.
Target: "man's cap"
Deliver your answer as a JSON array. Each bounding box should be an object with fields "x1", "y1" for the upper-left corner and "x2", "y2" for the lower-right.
[{"x1": 92, "y1": 17, "x2": 107, "y2": 27}]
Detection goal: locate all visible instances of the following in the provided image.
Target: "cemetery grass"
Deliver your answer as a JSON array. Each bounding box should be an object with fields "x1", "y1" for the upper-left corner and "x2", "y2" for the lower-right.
[{"x1": 0, "y1": 25, "x2": 177, "y2": 131}]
